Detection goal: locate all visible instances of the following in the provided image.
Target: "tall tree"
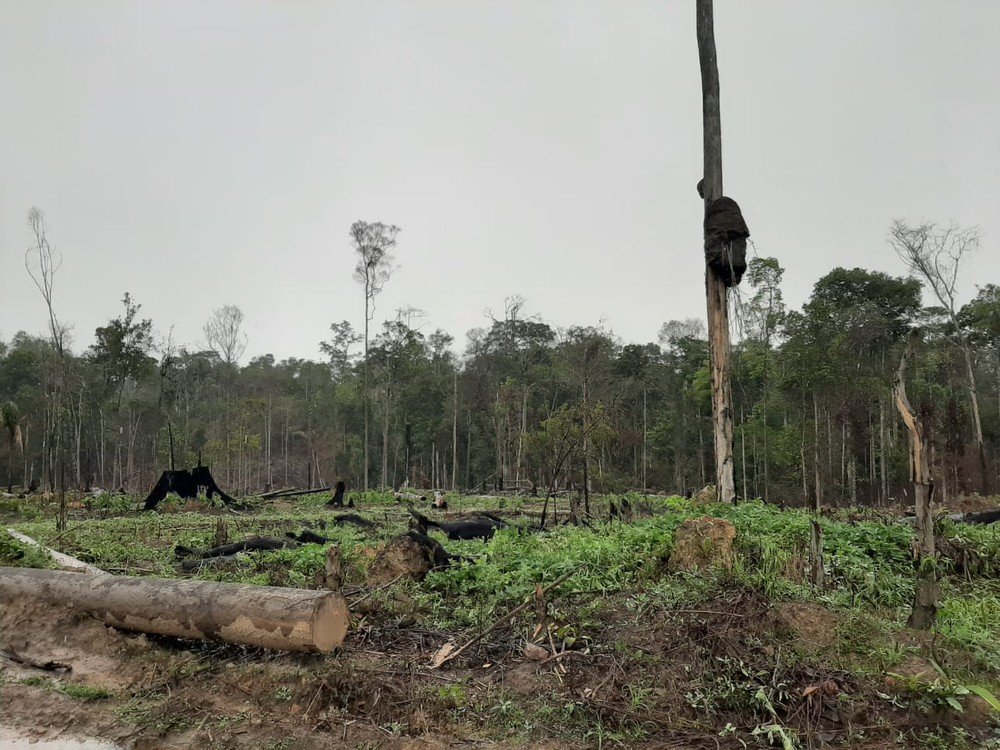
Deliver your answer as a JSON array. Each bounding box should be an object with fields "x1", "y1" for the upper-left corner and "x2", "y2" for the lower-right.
[
  {"x1": 1, "y1": 402, "x2": 22, "y2": 492},
  {"x1": 204, "y1": 305, "x2": 248, "y2": 367},
  {"x1": 696, "y1": 0, "x2": 738, "y2": 503},
  {"x1": 351, "y1": 221, "x2": 399, "y2": 492},
  {"x1": 24, "y1": 207, "x2": 70, "y2": 528},
  {"x1": 889, "y1": 221, "x2": 988, "y2": 490}
]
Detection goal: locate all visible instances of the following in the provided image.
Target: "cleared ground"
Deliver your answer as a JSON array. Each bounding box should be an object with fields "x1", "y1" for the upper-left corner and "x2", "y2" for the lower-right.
[{"x1": 1, "y1": 491, "x2": 999, "y2": 749}]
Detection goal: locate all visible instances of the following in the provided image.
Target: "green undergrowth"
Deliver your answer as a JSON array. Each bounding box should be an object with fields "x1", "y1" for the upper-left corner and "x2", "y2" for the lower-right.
[{"x1": 6, "y1": 495, "x2": 1000, "y2": 686}]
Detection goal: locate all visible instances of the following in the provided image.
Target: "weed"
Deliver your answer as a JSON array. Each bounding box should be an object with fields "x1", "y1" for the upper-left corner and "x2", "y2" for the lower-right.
[{"x1": 60, "y1": 683, "x2": 113, "y2": 701}]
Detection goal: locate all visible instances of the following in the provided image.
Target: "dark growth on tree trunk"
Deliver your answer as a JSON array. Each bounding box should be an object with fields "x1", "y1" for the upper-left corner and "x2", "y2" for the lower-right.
[{"x1": 698, "y1": 181, "x2": 749, "y2": 288}]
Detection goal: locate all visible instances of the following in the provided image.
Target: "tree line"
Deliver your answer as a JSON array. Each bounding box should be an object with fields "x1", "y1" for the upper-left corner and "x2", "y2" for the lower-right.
[{"x1": 2, "y1": 214, "x2": 998, "y2": 507}]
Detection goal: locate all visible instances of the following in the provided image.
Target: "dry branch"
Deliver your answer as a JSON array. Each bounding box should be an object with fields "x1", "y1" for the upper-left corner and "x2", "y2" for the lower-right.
[{"x1": 430, "y1": 568, "x2": 578, "y2": 669}]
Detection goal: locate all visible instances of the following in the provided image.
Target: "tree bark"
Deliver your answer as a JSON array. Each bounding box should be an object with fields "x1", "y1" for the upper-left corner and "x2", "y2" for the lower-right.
[
  {"x1": 894, "y1": 332, "x2": 937, "y2": 629},
  {"x1": 0, "y1": 567, "x2": 349, "y2": 653},
  {"x1": 452, "y1": 370, "x2": 458, "y2": 491},
  {"x1": 697, "y1": 0, "x2": 736, "y2": 504}
]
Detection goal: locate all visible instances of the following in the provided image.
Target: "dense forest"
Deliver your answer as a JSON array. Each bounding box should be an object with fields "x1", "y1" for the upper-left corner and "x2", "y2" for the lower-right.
[{"x1": 2, "y1": 219, "x2": 998, "y2": 506}]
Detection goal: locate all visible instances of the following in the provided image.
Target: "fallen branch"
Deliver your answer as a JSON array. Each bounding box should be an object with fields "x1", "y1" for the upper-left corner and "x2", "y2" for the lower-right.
[
  {"x1": 348, "y1": 572, "x2": 407, "y2": 608},
  {"x1": 6, "y1": 529, "x2": 107, "y2": 576},
  {"x1": 430, "y1": 568, "x2": 579, "y2": 669},
  {"x1": 0, "y1": 645, "x2": 71, "y2": 672}
]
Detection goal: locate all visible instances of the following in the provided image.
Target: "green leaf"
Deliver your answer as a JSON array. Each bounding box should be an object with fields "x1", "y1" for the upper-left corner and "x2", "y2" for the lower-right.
[{"x1": 967, "y1": 685, "x2": 1000, "y2": 713}]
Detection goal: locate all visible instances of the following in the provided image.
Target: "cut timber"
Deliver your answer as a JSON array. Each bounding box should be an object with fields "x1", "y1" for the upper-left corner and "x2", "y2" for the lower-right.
[
  {"x1": 6, "y1": 529, "x2": 107, "y2": 576},
  {"x1": 0, "y1": 567, "x2": 349, "y2": 653}
]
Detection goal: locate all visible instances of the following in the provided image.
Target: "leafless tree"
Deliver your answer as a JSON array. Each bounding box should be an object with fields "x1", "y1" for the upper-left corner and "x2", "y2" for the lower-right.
[
  {"x1": 204, "y1": 305, "x2": 248, "y2": 367},
  {"x1": 351, "y1": 220, "x2": 399, "y2": 492},
  {"x1": 889, "y1": 220, "x2": 987, "y2": 489},
  {"x1": 25, "y1": 208, "x2": 68, "y2": 357},
  {"x1": 204, "y1": 305, "x2": 247, "y2": 484},
  {"x1": 24, "y1": 207, "x2": 69, "y2": 528}
]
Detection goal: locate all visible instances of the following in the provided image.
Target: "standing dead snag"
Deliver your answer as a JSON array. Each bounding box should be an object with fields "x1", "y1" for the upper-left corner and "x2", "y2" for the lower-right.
[
  {"x1": 696, "y1": 0, "x2": 741, "y2": 504},
  {"x1": 894, "y1": 331, "x2": 938, "y2": 629}
]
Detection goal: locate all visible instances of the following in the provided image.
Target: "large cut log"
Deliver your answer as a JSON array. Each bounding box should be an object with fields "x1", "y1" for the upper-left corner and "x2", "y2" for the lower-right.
[{"x1": 0, "y1": 567, "x2": 349, "y2": 653}]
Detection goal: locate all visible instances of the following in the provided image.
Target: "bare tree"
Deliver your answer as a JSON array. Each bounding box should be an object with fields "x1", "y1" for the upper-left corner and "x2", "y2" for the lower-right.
[
  {"x1": 351, "y1": 220, "x2": 399, "y2": 492},
  {"x1": 204, "y1": 305, "x2": 249, "y2": 367},
  {"x1": 889, "y1": 220, "x2": 987, "y2": 489},
  {"x1": 24, "y1": 207, "x2": 69, "y2": 528},
  {"x1": 25, "y1": 208, "x2": 67, "y2": 357},
  {"x1": 697, "y1": 0, "x2": 738, "y2": 504},
  {"x1": 204, "y1": 305, "x2": 247, "y2": 484}
]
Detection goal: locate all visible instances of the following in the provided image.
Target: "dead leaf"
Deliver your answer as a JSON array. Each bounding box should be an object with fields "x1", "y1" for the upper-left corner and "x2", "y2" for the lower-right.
[
  {"x1": 430, "y1": 642, "x2": 457, "y2": 669},
  {"x1": 524, "y1": 643, "x2": 549, "y2": 661}
]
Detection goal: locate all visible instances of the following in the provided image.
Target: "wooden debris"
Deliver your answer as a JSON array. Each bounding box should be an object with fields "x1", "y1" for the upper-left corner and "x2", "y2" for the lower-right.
[
  {"x1": 430, "y1": 568, "x2": 577, "y2": 669},
  {"x1": 5, "y1": 529, "x2": 107, "y2": 576},
  {"x1": 0, "y1": 567, "x2": 349, "y2": 653},
  {"x1": 0, "y1": 645, "x2": 71, "y2": 672}
]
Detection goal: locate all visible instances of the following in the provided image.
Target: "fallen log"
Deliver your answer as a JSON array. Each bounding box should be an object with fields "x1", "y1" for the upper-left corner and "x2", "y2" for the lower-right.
[
  {"x1": 263, "y1": 486, "x2": 332, "y2": 500},
  {"x1": 259, "y1": 486, "x2": 294, "y2": 499},
  {"x1": 962, "y1": 508, "x2": 1000, "y2": 525},
  {"x1": 174, "y1": 536, "x2": 296, "y2": 560},
  {"x1": 395, "y1": 491, "x2": 427, "y2": 502},
  {"x1": 0, "y1": 567, "x2": 349, "y2": 653},
  {"x1": 6, "y1": 529, "x2": 108, "y2": 576}
]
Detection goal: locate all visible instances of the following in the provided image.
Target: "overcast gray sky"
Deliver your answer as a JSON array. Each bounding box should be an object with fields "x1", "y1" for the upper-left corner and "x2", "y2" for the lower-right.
[{"x1": 2, "y1": 1, "x2": 998, "y2": 361}]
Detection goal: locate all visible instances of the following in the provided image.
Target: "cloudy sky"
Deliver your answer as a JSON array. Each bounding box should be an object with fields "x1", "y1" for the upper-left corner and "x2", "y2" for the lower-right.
[{"x1": 2, "y1": 1, "x2": 998, "y2": 361}]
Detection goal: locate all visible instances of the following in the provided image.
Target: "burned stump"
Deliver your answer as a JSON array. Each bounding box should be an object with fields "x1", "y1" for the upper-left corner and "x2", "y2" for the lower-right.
[{"x1": 143, "y1": 464, "x2": 235, "y2": 510}]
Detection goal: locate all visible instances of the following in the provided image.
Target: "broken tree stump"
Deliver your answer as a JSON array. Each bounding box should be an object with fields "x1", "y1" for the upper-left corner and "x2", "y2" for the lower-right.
[
  {"x1": 0, "y1": 567, "x2": 349, "y2": 653},
  {"x1": 143, "y1": 464, "x2": 235, "y2": 511}
]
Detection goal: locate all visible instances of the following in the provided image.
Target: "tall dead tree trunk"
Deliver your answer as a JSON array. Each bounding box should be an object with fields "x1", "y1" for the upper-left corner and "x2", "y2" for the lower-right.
[
  {"x1": 696, "y1": 0, "x2": 736, "y2": 504},
  {"x1": 894, "y1": 332, "x2": 937, "y2": 629}
]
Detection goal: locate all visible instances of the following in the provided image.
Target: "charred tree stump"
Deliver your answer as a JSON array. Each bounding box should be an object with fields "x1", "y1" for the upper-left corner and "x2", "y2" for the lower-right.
[
  {"x1": 0, "y1": 567, "x2": 349, "y2": 652},
  {"x1": 143, "y1": 464, "x2": 235, "y2": 510}
]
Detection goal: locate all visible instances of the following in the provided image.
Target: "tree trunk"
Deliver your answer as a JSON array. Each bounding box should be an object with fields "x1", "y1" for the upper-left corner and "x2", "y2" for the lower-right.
[
  {"x1": 813, "y1": 394, "x2": 822, "y2": 510},
  {"x1": 642, "y1": 389, "x2": 648, "y2": 491},
  {"x1": 879, "y1": 399, "x2": 888, "y2": 505},
  {"x1": 697, "y1": 0, "x2": 736, "y2": 504},
  {"x1": 363, "y1": 286, "x2": 371, "y2": 493},
  {"x1": 452, "y1": 370, "x2": 458, "y2": 491},
  {"x1": 894, "y1": 333, "x2": 937, "y2": 629},
  {"x1": 959, "y1": 343, "x2": 988, "y2": 492},
  {"x1": 0, "y1": 567, "x2": 348, "y2": 653}
]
